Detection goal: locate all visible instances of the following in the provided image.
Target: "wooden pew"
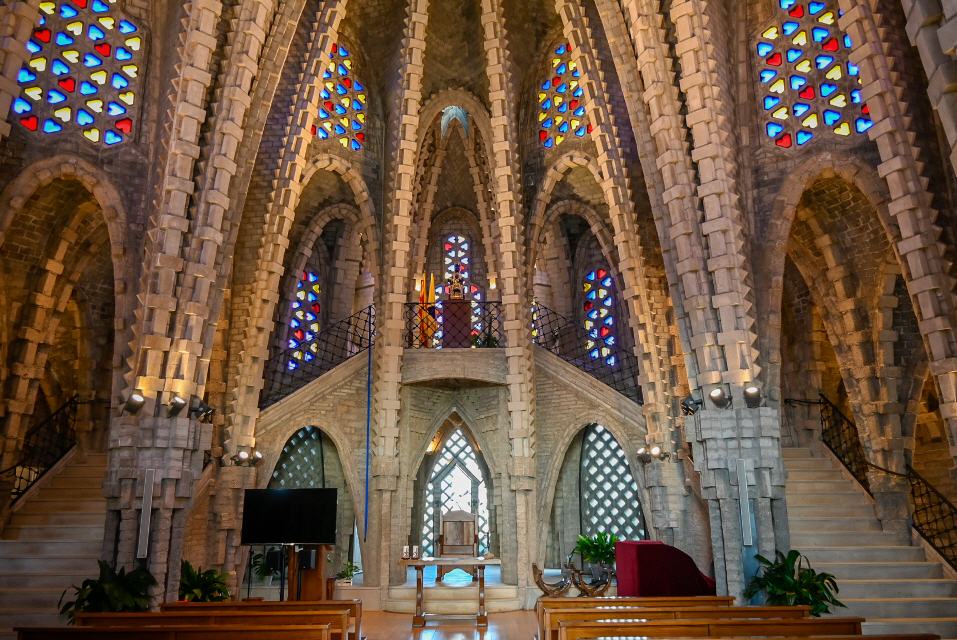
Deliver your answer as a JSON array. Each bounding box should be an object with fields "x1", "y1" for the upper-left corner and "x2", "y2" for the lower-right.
[
  {"x1": 16, "y1": 624, "x2": 332, "y2": 640},
  {"x1": 74, "y1": 609, "x2": 350, "y2": 640},
  {"x1": 536, "y1": 594, "x2": 735, "y2": 636},
  {"x1": 541, "y1": 606, "x2": 810, "y2": 640},
  {"x1": 161, "y1": 599, "x2": 363, "y2": 640},
  {"x1": 557, "y1": 616, "x2": 865, "y2": 640}
]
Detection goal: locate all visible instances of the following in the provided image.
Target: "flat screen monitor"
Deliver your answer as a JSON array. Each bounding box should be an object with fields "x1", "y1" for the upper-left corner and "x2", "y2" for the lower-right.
[{"x1": 241, "y1": 488, "x2": 337, "y2": 545}]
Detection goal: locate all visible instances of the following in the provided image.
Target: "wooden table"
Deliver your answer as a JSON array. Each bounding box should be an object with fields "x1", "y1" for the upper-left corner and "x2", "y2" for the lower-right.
[{"x1": 400, "y1": 556, "x2": 502, "y2": 628}]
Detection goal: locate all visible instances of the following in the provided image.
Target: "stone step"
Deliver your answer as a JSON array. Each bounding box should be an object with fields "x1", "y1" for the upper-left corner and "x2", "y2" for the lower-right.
[
  {"x1": 14, "y1": 499, "x2": 105, "y2": 513},
  {"x1": 839, "y1": 578, "x2": 957, "y2": 599},
  {"x1": 800, "y1": 545, "x2": 926, "y2": 563},
  {"x1": 783, "y1": 458, "x2": 839, "y2": 470},
  {"x1": 33, "y1": 487, "x2": 103, "y2": 502},
  {"x1": 782, "y1": 448, "x2": 814, "y2": 458},
  {"x1": 785, "y1": 479, "x2": 866, "y2": 493},
  {"x1": 2, "y1": 525, "x2": 103, "y2": 542},
  {"x1": 43, "y1": 475, "x2": 102, "y2": 490},
  {"x1": 862, "y1": 616, "x2": 957, "y2": 636},
  {"x1": 787, "y1": 503, "x2": 876, "y2": 518},
  {"x1": 786, "y1": 469, "x2": 848, "y2": 481},
  {"x1": 385, "y1": 584, "x2": 521, "y2": 614},
  {"x1": 845, "y1": 596, "x2": 957, "y2": 618},
  {"x1": 790, "y1": 517, "x2": 881, "y2": 532},
  {"x1": 0, "y1": 611, "x2": 63, "y2": 630},
  {"x1": 0, "y1": 572, "x2": 89, "y2": 589},
  {"x1": 816, "y1": 561, "x2": 943, "y2": 580},
  {"x1": 785, "y1": 492, "x2": 873, "y2": 506},
  {"x1": 0, "y1": 556, "x2": 98, "y2": 574},
  {"x1": 0, "y1": 541, "x2": 100, "y2": 558},
  {"x1": 7, "y1": 512, "x2": 103, "y2": 527},
  {"x1": 789, "y1": 530, "x2": 903, "y2": 546},
  {"x1": 0, "y1": 587, "x2": 67, "y2": 609}
]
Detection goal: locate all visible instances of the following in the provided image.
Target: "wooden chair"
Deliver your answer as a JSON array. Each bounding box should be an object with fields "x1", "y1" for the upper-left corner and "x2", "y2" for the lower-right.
[{"x1": 436, "y1": 509, "x2": 478, "y2": 581}]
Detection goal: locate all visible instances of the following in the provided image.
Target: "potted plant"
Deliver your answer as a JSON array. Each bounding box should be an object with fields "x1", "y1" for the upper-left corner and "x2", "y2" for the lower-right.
[
  {"x1": 59, "y1": 560, "x2": 155, "y2": 623},
  {"x1": 574, "y1": 532, "x2": 618, "y2": 579},
  {"x1": 251, "y1": 549, "x2": 280, "y2": 586},
  {"x1": 744, "y1": 549, "x2": 845, "y2": 616},
  {"x1": 178, "y1": 559, "x2": 230, "y2": 602},
  {"x1": 335, "y1": 561, "x2": 360, "y2": 585}
]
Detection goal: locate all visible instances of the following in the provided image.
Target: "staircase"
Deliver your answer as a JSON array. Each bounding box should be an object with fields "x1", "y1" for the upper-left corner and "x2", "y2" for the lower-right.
[
  {"x1": 0, "y1": 451, "x2": 107, "y2": 639},
  {"x1": 784, "y1": 447, "x2": 957, "y2": 637}
]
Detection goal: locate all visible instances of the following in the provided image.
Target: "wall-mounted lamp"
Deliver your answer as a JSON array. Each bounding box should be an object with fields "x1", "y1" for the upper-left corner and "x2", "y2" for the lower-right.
[
  {"x1": 708, "y1": 387, "x2": 732, "y2": 409},
  {"x1": 681, "y1": 396, "x2": 702, "y2": 416},
  {"x1": 743, "y1": 385, "x2": 762, "y2": 408},
  {"x1": 489, "y1": 276, "x2": 497, "y2": 290},
  {"x1": 168, "y1": 395, "x2": 188, "y2": 417},
  {"x1": 123, "y1": 392, "x2": 145, "y2": 414},
  {"x1": 414, "y1": 277, "x2": 422, "y2": 292},
  {"x1": 638, "y1": 445, "x2": 671, "y2": 463}
]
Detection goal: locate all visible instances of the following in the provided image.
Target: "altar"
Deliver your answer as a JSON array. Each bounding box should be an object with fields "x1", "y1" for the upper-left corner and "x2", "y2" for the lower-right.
[{"x1": 400, "y1": 556, "x2": 502, "y2": 627}]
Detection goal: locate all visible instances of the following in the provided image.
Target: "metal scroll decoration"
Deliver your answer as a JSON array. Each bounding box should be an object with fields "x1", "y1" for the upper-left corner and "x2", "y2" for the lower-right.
[{"x1": 532, "y1": 563, "x2": 572, "y2": 597}]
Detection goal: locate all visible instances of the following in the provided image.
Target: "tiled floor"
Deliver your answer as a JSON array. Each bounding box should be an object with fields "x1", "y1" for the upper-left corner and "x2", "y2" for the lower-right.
[{"x1": 362, "y1": 610, "x2": 535, "y2": 639}]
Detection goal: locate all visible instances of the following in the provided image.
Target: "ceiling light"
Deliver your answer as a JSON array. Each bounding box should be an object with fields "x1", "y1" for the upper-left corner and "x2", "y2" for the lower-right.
[
  {"x1": 709, "y1": 387, "x2": 731, "y2": 409},
  {"x1": 168, "y1": 395, "x2": 187, "y2": 416},
  {"x1": 124, "y1": 392, "x2": 145, "y2": 414},
  {"x1": 744, "y1": 385, "x2": 762, "y2": 408}
]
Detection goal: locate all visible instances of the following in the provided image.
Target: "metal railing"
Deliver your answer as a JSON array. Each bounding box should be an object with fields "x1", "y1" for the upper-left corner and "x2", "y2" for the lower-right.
[
  {"x1": 803, "y1": 393, "x2": 957, "y2": 571},
  {"x1": 531, "y1": 304, "x2": 642, "y2": 404},
  {"x1": 260, "y1": 305, "x2": 375, "y2": 408},
  {"x1": 0, "y1": 395, "x2": 79, "y2": 501},
  {"x1": 403, "y1": 301, "x2": 505, "y2": 349}
]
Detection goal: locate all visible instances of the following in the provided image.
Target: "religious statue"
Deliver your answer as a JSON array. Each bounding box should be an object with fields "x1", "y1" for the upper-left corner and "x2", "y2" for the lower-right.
[{"x1": 447, "y1": 267, "x2": 466, "y2": 300}]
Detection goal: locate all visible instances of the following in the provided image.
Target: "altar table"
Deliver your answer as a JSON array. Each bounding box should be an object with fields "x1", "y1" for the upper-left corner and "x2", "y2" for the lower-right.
[{"x1": 400, "y1": 556, "x2": 502, "y2": 627}]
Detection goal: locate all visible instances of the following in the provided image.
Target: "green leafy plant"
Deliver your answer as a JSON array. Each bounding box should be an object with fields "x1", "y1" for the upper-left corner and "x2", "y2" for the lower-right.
[
  {"x1": 59, "y1": 560, "x2": 156, "y2": 623},
  {"x1": 178, "y1": 559, "x2": 230, "y2": 602},
  {"x1": 471, "y1": 332, "x2": 500, "y2": 348},
  {"x1": 251, "y1": 549, "x2": 280, "y2": 581},
  {"x1": 335, "y1": 561, "x2": 360, "y2": 581},
  {"x1": 744, "y1": 550, "x2": 845, "y2": 616},
  {"x1": 574, "y1": 532, "x2": 618, "y2": 566}
]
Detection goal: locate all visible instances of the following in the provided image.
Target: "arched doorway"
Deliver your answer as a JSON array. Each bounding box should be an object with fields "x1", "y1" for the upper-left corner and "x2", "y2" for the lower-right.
[
  {"x1": 546, "y1": 424, "x2": 647, "y2": 567},
  {"x1": 411, "y1": 420, "x2": 496, "y2": 558}
]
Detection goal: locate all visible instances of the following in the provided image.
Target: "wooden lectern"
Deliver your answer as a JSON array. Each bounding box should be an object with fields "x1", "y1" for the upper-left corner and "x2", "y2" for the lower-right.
[{"x1": 286, "y1": 544, "x2": 333, "y2": 600}]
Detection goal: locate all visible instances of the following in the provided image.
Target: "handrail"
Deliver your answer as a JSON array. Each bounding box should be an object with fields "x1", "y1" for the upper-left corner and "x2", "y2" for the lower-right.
[
  {"x1": 260, "y1": 305, "x2": 375, "y2": 408},
  {"x1": 531, "y1": 304, "x2": 643, "y2": 404},
  {"x1": 0, "y1": 395, "x2": 79, "y2": 501},
  {"x1": 402, "y1": 300, "x2": 505, "y2": 349},
  {"x1": 801, "y1": 393, "x2": 957, "y2": 571}
]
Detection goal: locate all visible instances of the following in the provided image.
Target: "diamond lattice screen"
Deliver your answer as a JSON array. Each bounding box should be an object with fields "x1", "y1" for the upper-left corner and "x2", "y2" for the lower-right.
[
  {"x1": 580, "y1": 425, "x2": 647, "y2": 540},
  {"x1": 269, "y1": 426, "x2": 328, "y2": 488},
  {"x1": 420, "y1": 428, "x2": 490, "y2": 556}
]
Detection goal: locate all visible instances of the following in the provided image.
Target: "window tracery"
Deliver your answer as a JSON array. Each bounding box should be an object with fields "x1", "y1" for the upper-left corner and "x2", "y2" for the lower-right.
[
  {"x1": 582, "y1": 267, "x2": 617, "y2": 366},
  {"x1": 756, "y1": 0, "x2": 872, "y2": 148},
  {"x1": 312, "y1": 43, "x2": 366, "y2": 151},
  {"x1": 580, "y1": 425, "x2": 647, "y2": 541},
  {"x1": 13, "y1": 0, "x2": 143, "y2": 145},
  {"x1": 538, "y1": 43, "x2": 590, "y2": 149}
]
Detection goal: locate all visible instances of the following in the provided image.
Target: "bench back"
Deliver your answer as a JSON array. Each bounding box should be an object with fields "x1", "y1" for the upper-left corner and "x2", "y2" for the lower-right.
[
  {"x1": 161, "y1": 599, "x2": 361, "y2": 639},
  {"x1": 542, "y1": 605, "x2": 809, "y2": 640},
  {"x1": 556, "y1": 616, "x2": 864, "y2": 640},
  {"x1": 16, "y1": 624, "x2": 332, "y2": 640},
  {"x1": 74, "y1": 609, "x2": 350, "y2": 638},
  {"x1": 536, "y1": 594, "x2": 735, "y2": 635}
]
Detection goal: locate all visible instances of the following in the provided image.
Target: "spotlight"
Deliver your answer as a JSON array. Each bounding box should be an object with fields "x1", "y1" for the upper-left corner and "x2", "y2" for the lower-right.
[
  {"x1": 638, "y1": 445, "x2": 670, "y2": 463},
  {"x1": 650, "y1": 445, "x2": 662, "y2": 457},
  {"x1": 743, "y1": 385, "x2": 762, "y2": 408},
  {"x1": 124, "y1": 392, "x2": 145, "y2": 414},
  {"x1": 231, "y1": 449, "x2": 264, "y2": 467},
  {"x1": 709, "y1": 387, "x2": 731, "y2": 409},
  {"x1": 681, "y1": 396, "x2": 702, "y2": 416},
  {"x1": 253, "y1": 450, "x2": 263, "y2": 461},
  {"x1": 190, "y1": 401, "x2": 214, "y2": 423},
  {"x1": 168, "y1": 395, "x2": 187, "y2": 416},
  {"x1": 637, "y1": 447, "x2": 646, "y2": 455}
]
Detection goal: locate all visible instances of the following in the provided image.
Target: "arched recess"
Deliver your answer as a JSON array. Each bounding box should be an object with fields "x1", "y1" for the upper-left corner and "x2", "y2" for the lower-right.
[
  {"x1": 0, "y1": 160, "x2": 125, "y2": 473},
  {"x1": 539, "y1": 422, "x2": 649, "y2": 568}
]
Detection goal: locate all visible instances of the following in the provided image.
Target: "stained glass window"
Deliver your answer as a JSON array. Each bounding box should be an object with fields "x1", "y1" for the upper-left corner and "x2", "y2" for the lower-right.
[
  {"x1": 580, "y1": 425, "x2": 647, "y2": 541},
  {"x1": 583, "y1": 267, "x2": 617, "y2": 366},
  {"x1": 756, "y1": 0, "x2": 872, "y2": 148},
  {"x1": 13, "y1": 0, "x2": 142, "y2": 145},
  {"x1": 311, "y1": 42, "x2": 366, "y2": 151},
  {"x1": 538, "y1": 43, "x2": 591, "y2": 149},
  {"x1": 286, "y1": 271, "x2": 321, "y2": 371},
  {"x1": 420, "y1": 428, "x2": 490, "y2": 556},
  {"x1": 433, "y1": 234, "x2": 483, "y2": 347}
]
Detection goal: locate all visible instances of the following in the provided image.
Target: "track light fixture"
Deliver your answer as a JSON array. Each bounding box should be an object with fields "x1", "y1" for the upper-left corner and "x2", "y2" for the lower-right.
[
  {"x1": 743, "y1": 385, "x2": 762, "y2": 408},
  {"x1": 168, "y1": 395, "x2": 188, "y2": 416},
  {"x1": 231, "y1": 449, "x2": 264, "y2": 466},
  {"x1": 681, "y1": 396, "x2": 702, "y2": 416},
  {"x1": 708, "y1": 387, "x2": 732, "y2": 409},
  {"x1": 637, "y1": 445, "x2": 670, "y2": 463},
  {"x1": 189, "y1": 400, "x2": 215, "y2": 423},
  {"x1": 123, "y1": 392, "x2": 145, "y2": 414}
]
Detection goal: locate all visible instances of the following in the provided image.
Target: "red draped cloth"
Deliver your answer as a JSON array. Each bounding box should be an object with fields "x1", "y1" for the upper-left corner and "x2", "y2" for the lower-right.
[{"x1": 615, "y1": 540, "x2": 717, "y2": 597}]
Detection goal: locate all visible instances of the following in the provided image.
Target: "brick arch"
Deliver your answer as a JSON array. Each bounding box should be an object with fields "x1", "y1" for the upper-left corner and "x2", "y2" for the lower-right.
[
  {"x1": 535, "y1": 414, "x2": 654, "y2": 567},
  {"x1": 761, "y1": 153, "x2": 891, "y2": 398},
  {"x1": 1, "y1": 198, "x2": 113, "y2": 471}
]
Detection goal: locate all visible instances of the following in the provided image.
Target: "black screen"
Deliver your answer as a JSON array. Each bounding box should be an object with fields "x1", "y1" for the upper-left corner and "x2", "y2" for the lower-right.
[{"x1": 241, "y1": 488, "x2": 337, "y2": 545}]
